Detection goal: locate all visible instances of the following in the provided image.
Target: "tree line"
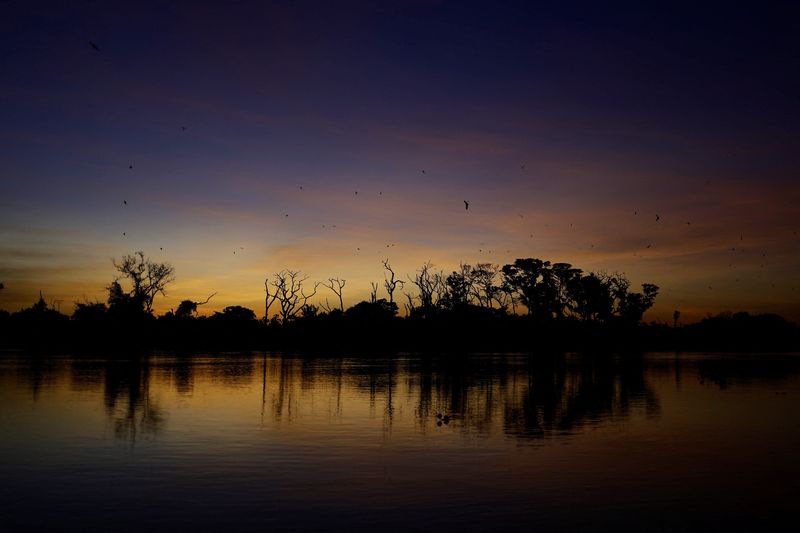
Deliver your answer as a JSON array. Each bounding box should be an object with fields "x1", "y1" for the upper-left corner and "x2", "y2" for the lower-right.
[
  {"x1": 262, "y1": 257, "x2": 659, "y2": 324},
  {"x1": 0, "y1": 251, "x2": 796, "y2": 351}
]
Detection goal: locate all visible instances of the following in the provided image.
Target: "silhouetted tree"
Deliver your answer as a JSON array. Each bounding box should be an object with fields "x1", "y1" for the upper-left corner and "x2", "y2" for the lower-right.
[
  {"x1": 214, "y1": 305, "x2": 257, "y2": 321},
  {"x1": 11, "y1": 292, "x2": 69, "y2": 334},
  {"x1": 175, "y1": 292, "x2": 216, "y2": 318},
  {"x1": 322, "y1": 278, "x2": 346, "y2": 312},
  {"x1": 620, "y1": 283, "x2": 659, "y2": 323},
  {"x1": 19, "y1": 291, "x2": 43, "y2": 314},
  {"x1": 442, "y1": 263, "x2": 473, "y2": 309},
  {"x1": 567, "y1": 274, "x2": 613, "y2": 321},
  {"x1": 107, "y1": 280, "x2": 143, "y2": 316},
  {"x1": 265, "y1": 269, "x2": 320, "y2": 322},
  {"x1": 501, "y1": 258, "x2": 556, "y2": 319},
  {"x1": 111, "y1": 251, "x2": 175, "y2": 313},
  {"x1": 673, "y1": 310, "x2": 681, "y2": 328},
  {"x1": 469, "y1": 263, "x2": 504, "y2": 309},
  {"x1": 551, "y1": 263, "x2": 582, "y2": 318},
  {"x1": 601, "y1": 273, "x2": 659, "y2": 324},
  {"x1": 408, "y1": 261, "x2": 445, "y2": 314},
  {"x1": 72, "y1": 301, "x2": 107, "y2": 321},
  {"x1": 300, "y1": 304, "x2": 319, "y2": 318},
  {"x1": 369, "y1": 282, "x2": 379, "y2": 304},
  {"x1": 345, "y1": 299, "x2": 398, "y2": 321},
  {"x1": 382, "y1": 259, "x2": 404, "y2": 303}
]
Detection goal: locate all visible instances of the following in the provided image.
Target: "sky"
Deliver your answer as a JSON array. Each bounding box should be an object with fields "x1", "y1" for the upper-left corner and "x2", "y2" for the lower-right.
[{"x1": 1, "y1": 0, "x2": 799, "y2": 322}]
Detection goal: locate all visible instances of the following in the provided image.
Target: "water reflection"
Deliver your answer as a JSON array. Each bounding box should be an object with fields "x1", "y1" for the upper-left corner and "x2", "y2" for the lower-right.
[
  {"x1": 5, "y1": 352, "x2": 800, "y2": 445},
  {"x1": 2, "y1": 352, "x2": 800, "y2": 531}
]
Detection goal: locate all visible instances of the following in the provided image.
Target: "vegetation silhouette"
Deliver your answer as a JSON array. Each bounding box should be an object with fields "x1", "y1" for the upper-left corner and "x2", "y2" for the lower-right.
[{"x1": 0, "y1": 251, "x2": 797, "y2": 352}]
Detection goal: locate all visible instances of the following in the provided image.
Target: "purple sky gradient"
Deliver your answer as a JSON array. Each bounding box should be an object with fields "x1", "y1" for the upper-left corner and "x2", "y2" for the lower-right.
[{"x1": 1, "y1": 1, "x2": 799, "y2": 321}]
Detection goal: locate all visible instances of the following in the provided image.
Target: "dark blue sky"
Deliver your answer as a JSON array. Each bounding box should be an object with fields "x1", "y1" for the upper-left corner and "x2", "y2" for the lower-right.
[{"x1": 1, "y1": 0, "x2": 799, "y2": 320}]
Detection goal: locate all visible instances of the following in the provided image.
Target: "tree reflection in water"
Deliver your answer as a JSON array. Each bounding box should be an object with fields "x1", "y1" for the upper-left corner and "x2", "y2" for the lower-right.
[
  {"x1": 10, "y1": 352, "x2": 800, "y2": 445},
  {"x1": 263, "y1": 353, "x2": 664, "y2": 440},
  {"x1": 103, "y1": 358, "x2": 165, "y2": 443}
]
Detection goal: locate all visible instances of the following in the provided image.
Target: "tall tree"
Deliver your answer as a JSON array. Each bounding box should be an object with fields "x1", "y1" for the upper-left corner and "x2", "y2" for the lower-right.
[
  {"x1": 175, "y1": 292, "x2": 217, "y2": 318},
  {"x1": 264, "y1": 269, "x2": 320, "y2": 322},
  {"x1": 382, "y1": 259, "x2": 404, "y2": 303},
  {"x1": 111, "y1": 251, "x2": 175, "y2": 313},
  {"x1": 322, "y1": 278, "x2": 346, "y2": 312},
  {"x1": 501, "y1": 258, "x2": 555, "y2": 318}
]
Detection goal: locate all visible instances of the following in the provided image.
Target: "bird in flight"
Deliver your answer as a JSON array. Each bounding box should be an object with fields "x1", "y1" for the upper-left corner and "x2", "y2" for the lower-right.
[
  {"x1": 181, "y1": 126, "x2": 186, "y2": 132},
  {"x1": 646, "y1": 244, "x2": 652, "y2": 248},
  {"x1": 122, "y1": 232, "x2": 126, "y2": 236},
  {"x1": 354, "y1": 191, "x2": 358, "y2": 196},
  {"x1": 656, "y1": 214, "x2": 660, "y2": 222},
  {"x1": 521, "y1": 163, "x2": 526, "y2": 170},
  {"x1": 123, "y1": 200, "x2": 127, "y2": 205},
  {"x1": 421, "y1": 170, "x2": 426, "y2": 174},
  {"x1": 129, "y1": 165, "x2": 133, "y2": 170},
  {"x1": 160, "y1": 247, "x2": 163, "y2": 251},
  {"x1": 464, "y1": 200, "x2": 469, "y2": 210},
  {"x1": 89, "y1": 41, "x2": 101, "y2": 52}
]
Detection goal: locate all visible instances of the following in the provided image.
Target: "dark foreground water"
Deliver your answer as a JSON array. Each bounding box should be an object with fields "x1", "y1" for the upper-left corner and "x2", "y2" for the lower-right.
[{"x1": 1, "y1": 352, "x2": 799, "y2": 532}]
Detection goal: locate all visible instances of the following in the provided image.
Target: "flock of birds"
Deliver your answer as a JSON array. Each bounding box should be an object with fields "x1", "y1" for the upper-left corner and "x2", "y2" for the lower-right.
[
  {"x1": 119, "y1": 157, "x2": 712, "y2": 265},
  {"x1": 95, "y1": 39, "x2": 794, "y2": 299}
]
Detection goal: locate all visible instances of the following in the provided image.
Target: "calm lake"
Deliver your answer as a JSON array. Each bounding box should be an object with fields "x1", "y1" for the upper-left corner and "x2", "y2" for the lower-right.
[{"x1": 1, "y1": 352, "x2": 799, "y2": 531}]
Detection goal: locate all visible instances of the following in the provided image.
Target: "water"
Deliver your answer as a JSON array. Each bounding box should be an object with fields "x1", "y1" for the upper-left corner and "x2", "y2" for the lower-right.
[{"x1": 1, "y1": 352, "x2": 799, "y2": 531}]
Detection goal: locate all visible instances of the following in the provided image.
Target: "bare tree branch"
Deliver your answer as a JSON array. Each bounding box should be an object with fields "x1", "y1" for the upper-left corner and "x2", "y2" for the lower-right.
[
  {"x1": 112, "y1": 251, "x2": 175, "y2": 312},
  {"x1": 265, "y1": 270, "x2": 320, "y2": 322},
  {"x1": 382, "y1": 259, "x2": 404, "y2": 303},
  {"x1": 369, "y1": 282, "x2": 379, "y2": 304},
  {"x1": 322, "y1": 277, "x2": 346, "y2": 311}
]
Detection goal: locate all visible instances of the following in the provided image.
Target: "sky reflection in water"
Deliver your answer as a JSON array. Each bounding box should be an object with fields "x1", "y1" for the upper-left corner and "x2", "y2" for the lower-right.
[{"x1": 1, "y1": 352, "x2": 799, "y2": 531}]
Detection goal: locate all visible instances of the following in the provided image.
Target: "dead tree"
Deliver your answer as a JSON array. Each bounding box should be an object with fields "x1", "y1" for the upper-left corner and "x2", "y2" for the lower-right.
[
  {"x1": 403, "y1": 291, "x2": 416, "y2": 316},
  {"x1": 112, "y1": 251, "x2": 175, "y2": 312},
  {"x1": 322, "y1": 277, "x2": 346, "y2": 312},
  {"x1": 265, "y1": 278, "x2": 278, "y2": 320},
  {"x1": 409, "y1": 261, "x2": 443, "y2": 309},
  {"x1": 319, "y1": 299, "x2": 333, "y2": 313},
  {"x1": 265, "y1": 270, "x2": 320, "y2": 322},
  {"x1": 382, "y1": 259, "x2": 404, "y2": 303},
  {"x1": 175, "y1": 292, "x2": 216, "y2": 318},
  {"x1": 369, "y1": 282, "x2": 379, "y2": 304}
]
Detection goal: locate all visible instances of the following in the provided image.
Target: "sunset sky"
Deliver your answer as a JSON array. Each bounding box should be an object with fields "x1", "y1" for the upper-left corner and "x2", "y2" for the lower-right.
[{"x1": 1, "y1": 1, "x2": 799, "y2": 322}]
